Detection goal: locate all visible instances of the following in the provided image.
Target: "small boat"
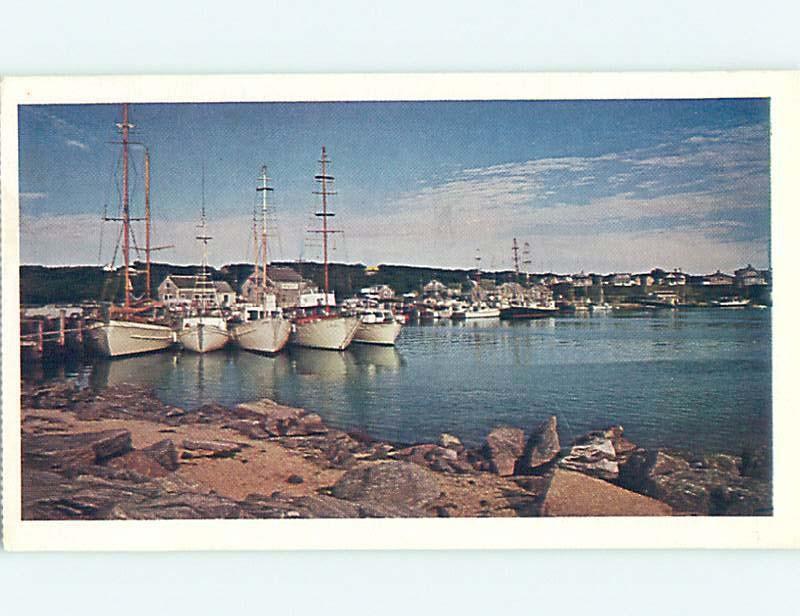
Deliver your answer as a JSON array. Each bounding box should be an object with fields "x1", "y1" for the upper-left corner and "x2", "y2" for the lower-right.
[
  {"x1": 352, "y1": 309, "x2": 403, "y2": 346},
  {"x1": 713, "y1": 297, "x2": 751, "y2": 308},
  {"x1": 230, "y1": 166, "x2": 291, "y2": 355},
  {"x1": 463, "y1": 303, "x2": 500, "y2": 319},
  {"x1": 499, "y1": 301, "x2": 559, "y2": 320}
]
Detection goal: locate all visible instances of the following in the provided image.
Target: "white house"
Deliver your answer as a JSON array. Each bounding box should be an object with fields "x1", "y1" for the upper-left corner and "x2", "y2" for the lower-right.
[{"x1": 158, "y1": 275, "x2": 235, "y2": 307}]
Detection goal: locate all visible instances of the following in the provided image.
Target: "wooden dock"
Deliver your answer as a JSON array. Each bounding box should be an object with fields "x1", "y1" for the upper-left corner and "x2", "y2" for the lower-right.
[{"x1": 20, "y1": 310, "x2": 91, "y2": 362}]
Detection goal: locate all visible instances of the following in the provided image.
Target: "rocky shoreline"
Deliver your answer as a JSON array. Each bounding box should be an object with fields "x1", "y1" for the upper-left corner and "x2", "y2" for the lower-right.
[{"x1": 21, "y1": 382, "x2": 772, "y2": 519}]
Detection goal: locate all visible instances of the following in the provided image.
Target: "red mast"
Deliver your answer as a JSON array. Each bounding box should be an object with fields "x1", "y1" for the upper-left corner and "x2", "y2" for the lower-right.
[
  {"x1": 120, "y1": 103, "x2": 132, "y2": 310},
  {"x1": 313, "y1": 146, "x2": 338, "y2": 307},
  {"x1": 144, "y1": 147, "x2": 151, "y2": 299}
]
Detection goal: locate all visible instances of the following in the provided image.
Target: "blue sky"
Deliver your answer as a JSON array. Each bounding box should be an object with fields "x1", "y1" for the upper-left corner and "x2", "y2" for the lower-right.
[{"x1": 18, "y1": 98, "x2": 769, "y2": 273}]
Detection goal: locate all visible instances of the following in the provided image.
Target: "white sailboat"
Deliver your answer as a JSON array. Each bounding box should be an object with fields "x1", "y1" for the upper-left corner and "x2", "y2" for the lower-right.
[
  {"x1": 89, "y1": 103, "x2": 174, "y2": 358},
  {"x1": 231, "y1": 166, "x2": 292, "y2": 355},
  {"x1": 290, "y1": 146, "x2": 360, "y2": 351},
  {"x1": 177, "y1": 177, "x2": 229, "y2": 354}
]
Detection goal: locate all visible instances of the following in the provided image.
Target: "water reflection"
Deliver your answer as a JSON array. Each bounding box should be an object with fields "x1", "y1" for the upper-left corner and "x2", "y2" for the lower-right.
[{"x1": 32, "y1": 309, "x2": 771, "y2": 453}]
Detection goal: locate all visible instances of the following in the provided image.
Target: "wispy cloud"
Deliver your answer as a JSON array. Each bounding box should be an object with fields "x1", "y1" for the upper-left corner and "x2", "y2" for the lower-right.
[
  {"x1": 65, "y1": 139, "x2": 90, "y2": 151},
  {"x1": 337, "y1": 121, "x2": 770, "y2": 271},
  {"x1": 20, "y1": 192, "x2": 48, "y2": 200},
  {"x1": 29, "y1": 108, "x2": 93, "y2": 152}
]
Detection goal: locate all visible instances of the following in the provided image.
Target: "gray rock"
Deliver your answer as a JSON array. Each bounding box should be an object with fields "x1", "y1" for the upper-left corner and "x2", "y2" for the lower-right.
[
  {"x1": 23, "y1": 429, "x2": 132, "y2": 471},
  {"x1": 331, "y1": 461, "x2": 441, "y2": 513},
  {"x1": 438, "y1": 433, "x2": 464, "y2": 452},
  {"x1": 559, "y1": 432, "x2": 619, "y2": 481},
  {"x1": 618, "y1": 449, "x2": 771, "y2": 515},
  {"x1": 181, "y1": 439, "x2": 243, "y2": 458},
  {"x1": 483, "y1": 426, "x2": 525, "y2": 476},
  {"x1": 518, "y1": 416, "x2": 560, "y2": 473}
]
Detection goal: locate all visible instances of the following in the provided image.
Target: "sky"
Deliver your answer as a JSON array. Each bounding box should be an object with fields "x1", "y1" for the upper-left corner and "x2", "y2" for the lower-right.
[{"x1": 18, "y1": 98, "x2": 770, "y2": 274}]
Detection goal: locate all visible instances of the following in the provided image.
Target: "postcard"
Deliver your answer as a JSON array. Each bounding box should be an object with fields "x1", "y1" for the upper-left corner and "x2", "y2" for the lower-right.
[{"x1": 2, "y1": 72, "x2": 798, "y2": 550}]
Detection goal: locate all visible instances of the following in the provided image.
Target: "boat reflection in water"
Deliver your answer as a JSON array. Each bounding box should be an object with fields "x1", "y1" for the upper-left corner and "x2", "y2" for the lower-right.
[
  {"x1": 88, "y1": 344, "x2": 403, "y2": 409},
  {"x1": 348, "y1": 343, "x2": 403, "y2": 373}
]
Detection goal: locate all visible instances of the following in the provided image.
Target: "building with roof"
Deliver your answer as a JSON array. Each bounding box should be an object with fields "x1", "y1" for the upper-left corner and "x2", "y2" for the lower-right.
[{"x1": 158, "y1": 275, "x2": 235, "y2": 307}]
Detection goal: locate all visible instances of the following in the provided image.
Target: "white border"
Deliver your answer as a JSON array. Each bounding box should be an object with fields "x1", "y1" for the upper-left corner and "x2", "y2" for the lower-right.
[{"x1": 2, "y1": 72, "x2": 799, "y2": 551}]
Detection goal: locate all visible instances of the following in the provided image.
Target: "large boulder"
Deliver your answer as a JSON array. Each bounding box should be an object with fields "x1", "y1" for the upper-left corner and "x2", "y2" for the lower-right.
[
  {"x1": 330, "y1": 461, "x2": 441, "y2": 514},
  {"x1": 235, "y1": 399, "x2": 329, "y2": 437},
  {"x1": 483, "y1": 426, "x2": 525, "y2": 476},
  {"x1": 391, "y1": 443, "x2": 473, "y2": 474},
  {"x1": 23, "y1": 429, "x2": 132, "y2": 471},
  {"x1": 541, "y1": 468, "x2": 672, "y2": 517},
  {"x1": 107, "y1": 439, "x2": 179, "y2": 478},
  {"x1": 618, "y1": 449, "x2": 771, "y2": 515},
  {"x1": 518, "y1": 416, "x2": 560, "y2": 473}
]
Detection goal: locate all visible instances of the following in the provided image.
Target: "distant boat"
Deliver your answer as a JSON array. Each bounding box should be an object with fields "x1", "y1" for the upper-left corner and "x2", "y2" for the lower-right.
[
  {"x1": 352, "y1": 309, "x2": 403, "y2": 346},
  {"x1": 88, "y1": 104, "x2": 174, "y2": 358},
  {"x1": 713, "y1": 297, "x2": 751, "y2": 308},
  {"x1": 231, "y1": 166, "x2": 292, "y2": 355},
  {"x1": 499, "y1": 303, "x2": 559, "y2": 320},
  {"x1": 289, "y1": 147, "x2": 360, "y2": 351},
  {"x1": 464, "y1": 303, "x2": 500, "y2": 319}
]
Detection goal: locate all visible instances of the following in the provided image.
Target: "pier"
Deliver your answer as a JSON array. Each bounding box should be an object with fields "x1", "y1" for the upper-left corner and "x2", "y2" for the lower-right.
[{"x1": 20, "y1": 309, "x2": 91, "y2": 362}]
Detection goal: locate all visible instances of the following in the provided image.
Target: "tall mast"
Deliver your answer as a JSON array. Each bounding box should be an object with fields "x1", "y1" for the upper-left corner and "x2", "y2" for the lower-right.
[
  {"x1": 119, "y1": 103, "x2": 133, "y2": 310},
  {"x1": 256, "y1": 165, "x2": 273, "y2": 296},
  {"x1": 475, "y1": 249, "x2": 482, "y2": 285},
  {"x1": 196, "y1": 165, "x2": 212, "y2": 313},
  {"x1": 313, "y1": 146, "x2": 338, "y2": 305},
  {"x1": 522, "y1": 241, "x2": 531, "y2": 285},
  {"x1": 252, "y1": 204, "x2": 259, "y2": 288},
  {"x1": 144, "y1": 148, "x2": 151, "y2": 299},
  {"x1": 512, "y1": 237, "x2": 520, "y2": 282}
]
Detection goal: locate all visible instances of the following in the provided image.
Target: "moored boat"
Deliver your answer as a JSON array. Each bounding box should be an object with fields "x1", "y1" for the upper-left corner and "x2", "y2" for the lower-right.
[
  {"x1": 352, "y1": 309, "x2": 403, "y2": 345},
  {"x1": 290, "y1": 146, "x2": 359, "y2": 351},
  {"x1": 177, "y1": 316, "x2": 229, "y2": 353},
  {"x1": 232, "y1": 304, "x2": 292, "y2": 355},
  {"x1": 89, "y1": 318, "x2": 174, "y2": 357},
  {"x1": 230, "y1": 166, "x2": 291, "y2": 355},
  {"x1": 464, "y1": 303, "x2": 500, "y2": 319},
  {"x1": 499, "y1": 302, "x2": 559, "y2": 320},
  {"x1": 176, "y1": 167, "x2": 229, "y2": 353},
  {"x1": 713, "y1": 297, "x2": 751, "y2": 308},
  {"x1": 290, "y1": 308, "x2": 361, "y2": 351},
  {"x1": 89, "y1": 104, "x2": 173, "y2": 358}
]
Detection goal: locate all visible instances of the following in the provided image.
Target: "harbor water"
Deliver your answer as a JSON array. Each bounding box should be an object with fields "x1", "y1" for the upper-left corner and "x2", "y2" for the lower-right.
[{"x1": 25, "y1": 308, "x2": 771, "y2": 454}]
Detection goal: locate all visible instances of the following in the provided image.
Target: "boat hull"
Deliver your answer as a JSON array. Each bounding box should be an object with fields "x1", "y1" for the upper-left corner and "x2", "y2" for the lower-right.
[
  {"x1": 88, "y1": 320, "x2": 174, "y2": 358},
  {"x1": 178, "y1": 323, "x2": 229, "y2": 353},
  {"x1": 352, "y1": 320, "x2": 403, "y2": 346},
  {"x1": 464, "y1": 308, "x2": 500, "y2": 319},
  {"x1": 290, "y1": 315, "x2": 360, "y2": 351},
  {"x1": 499, "y1": 306, "x2": 559, "y2": 320},
  {"x1": 232, "y1": 318, "x2": 292, "y2": 355}
]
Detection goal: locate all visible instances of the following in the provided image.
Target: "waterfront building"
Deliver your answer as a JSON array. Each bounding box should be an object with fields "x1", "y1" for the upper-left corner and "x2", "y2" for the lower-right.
[
  {"x1": 734, "y1": 264, "x2": 770, "y2": 287},
  {"x1": 240, "y1": 266, "x2": 320, "y2": 308},
  {"x1": 702, "y1": 270, "x2": 736, "y2": 286},
  {"x1": 359, "y1": 284, "x2": 395, "y2": 301},
  {"x1": 158, "y1": 275, "x2": 235, "y2": 308}
]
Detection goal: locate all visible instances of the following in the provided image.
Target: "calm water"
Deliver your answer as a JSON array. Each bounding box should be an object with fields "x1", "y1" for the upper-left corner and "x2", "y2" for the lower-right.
[{"x1": 27, "y1": 309, "x2": 771, "y2": 453}]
